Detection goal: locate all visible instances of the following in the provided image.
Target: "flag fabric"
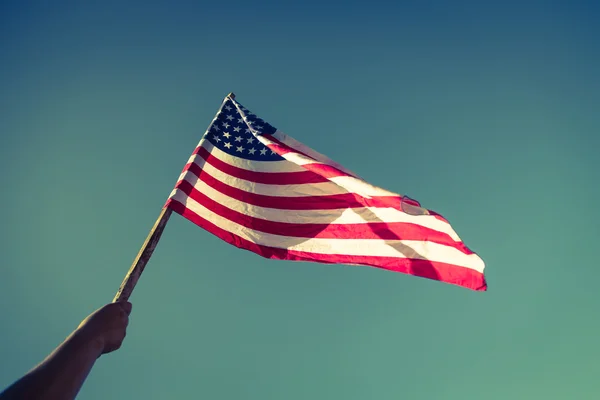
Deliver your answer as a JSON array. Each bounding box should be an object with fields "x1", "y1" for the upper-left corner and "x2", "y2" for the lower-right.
[{"x1": 165, "y1": 95, "x2": 486, "y2": 291}]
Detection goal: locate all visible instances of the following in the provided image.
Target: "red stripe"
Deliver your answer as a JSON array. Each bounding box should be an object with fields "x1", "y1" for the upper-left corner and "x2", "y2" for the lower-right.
[
  {"x1": 263, "y1": 135, "x2": 350, "y2": 179},
  {"x1": 176, "y1": 173, "x2": 361, "y2": 209},
  {"x1": 179, "y1": 163, "x2": 416, "y2": 211},
  {"x1": 172, "y1": 181, "x2": 474, "y2": 254},
  {"x1": 192, "y1": 146, "x2": 329, "y2": 184},
  {"x1": 165, "y1": 199, "x2": 487, "y2": 291}
]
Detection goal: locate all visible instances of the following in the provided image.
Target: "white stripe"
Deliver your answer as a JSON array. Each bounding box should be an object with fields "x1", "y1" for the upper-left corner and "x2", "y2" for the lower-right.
[
  {"x1": 257, "y1": 134, "x2": 329, "y2": 167},
  {"x1": 169, "y1": 184, "x2": 462, "y2": 241},
  {"x1": 196, "y1": 137, "x2": 306, "y2": 173},
  {"x1": 173, "y1": 193, "x2": 485, "y2": 273},
  {"x1": 179, "y1": 157, "x2": 349, "y2": 197},
  {"x1": 259, "y1": 133, "x2": 425, "y2": 205},
  {"x1": 271, "y1": 130, "x2": 359, "y2": 177},
  {"x1": 328, "y1": 175, "x2": 404, "y2": 198}
]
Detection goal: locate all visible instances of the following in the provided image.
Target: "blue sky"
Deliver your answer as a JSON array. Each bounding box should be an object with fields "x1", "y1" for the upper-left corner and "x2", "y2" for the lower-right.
[{"x1": 1, "y1": 1, "x2": 599, "y2": 399}]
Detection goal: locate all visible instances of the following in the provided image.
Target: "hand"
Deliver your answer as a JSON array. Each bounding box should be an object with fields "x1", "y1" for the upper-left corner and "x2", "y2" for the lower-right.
[{"x1": 76, "y1": 302, "x2": 132, "y2": 355}]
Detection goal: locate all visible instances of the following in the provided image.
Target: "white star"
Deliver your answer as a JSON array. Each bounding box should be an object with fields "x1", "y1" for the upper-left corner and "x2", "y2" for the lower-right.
[
  {"x1": 248, "y1": 148, "x2": 256, "y2": 155},
  {"x1": 233, "y1": 126, "x2": 241, "y2": 133},
  {"x1": 224, "y1": 142, "x2": 232, "y2": 149},
  {"x1": 255, "y1": 124, "x2": 263, "y2": 130},
  {"x1": 234, "y1": 136, "x2": 243, "y2": 142},
  {"x1": 212, "y1": 125, "x2": 220, "y2": 131},
  {"x1": 245, "y1": 128, "x2": 252, "y2": 134},
  {"x1": 213, "y1": 135, "x2": 221, "y2": 142},
  {"x1": 237, "y1": 118, "x2": 244, "y2": 124},
  {"x1": 259, "y1": 148, "x2": 267, "y2": 155},
  {"x1": 246, "y1": 137, "x2": 255, "y2": 144},
  {"x1": 224, "y1": 105, "x2": 232, "y2": 111},
  {"x1": 222, "y1": 122, "x2": 230, "y2": 129},
  {"x1": 226, "y1": 115, "x2": 234, "y2": 121},
  {"x1": 236, "y1": 145, "x2": 244, "y2": 152},
  {"x1": 223, "y1": 132, "x2": 231, "y2": 138}
]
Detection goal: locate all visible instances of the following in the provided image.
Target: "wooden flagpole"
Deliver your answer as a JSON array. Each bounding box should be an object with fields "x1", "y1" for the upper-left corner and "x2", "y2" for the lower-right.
[
  {"x1": 113, "y1": 207, "x2": 173, "y2": 302},
  {"x1": 113, "y1": 93, "x2": 236, "y2": 303}
]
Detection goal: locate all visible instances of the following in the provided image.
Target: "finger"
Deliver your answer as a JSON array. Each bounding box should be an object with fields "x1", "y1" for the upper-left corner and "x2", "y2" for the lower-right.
[{"x1": 120, "y1": 301, "x2": 133, "y2": 316}]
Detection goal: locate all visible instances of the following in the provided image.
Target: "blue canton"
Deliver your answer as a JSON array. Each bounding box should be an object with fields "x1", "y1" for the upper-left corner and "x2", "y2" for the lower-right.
[{"x1": 205, "y1": 97, "x2": 283, "y2": 161}]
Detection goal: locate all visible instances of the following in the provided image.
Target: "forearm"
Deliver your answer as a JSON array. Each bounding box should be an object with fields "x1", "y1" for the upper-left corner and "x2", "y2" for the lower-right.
[{"x1": 0, "y1": 330, "x2": 103, "y2": 400}]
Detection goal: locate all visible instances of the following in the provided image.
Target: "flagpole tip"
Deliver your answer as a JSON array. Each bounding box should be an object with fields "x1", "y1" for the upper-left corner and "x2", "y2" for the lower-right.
[{"x1": 227, "y1": 92, "x2": 236, "y2": 100}]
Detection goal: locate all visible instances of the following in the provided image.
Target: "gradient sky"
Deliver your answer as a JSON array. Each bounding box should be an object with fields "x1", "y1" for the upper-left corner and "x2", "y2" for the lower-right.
[{"x1": 1, "y1": 1, "x2": 599, "y2": 399}]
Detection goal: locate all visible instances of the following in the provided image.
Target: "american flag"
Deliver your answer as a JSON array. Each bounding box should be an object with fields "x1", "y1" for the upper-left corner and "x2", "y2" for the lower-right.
[{"x1": 165, "y1": 94, "x2": 486, "y2": 291}]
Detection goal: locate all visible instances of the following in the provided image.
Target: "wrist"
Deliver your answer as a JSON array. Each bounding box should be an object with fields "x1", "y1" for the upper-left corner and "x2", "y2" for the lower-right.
[{"x1": 68, "y1": 328, "x2": 105, "y2": 357}]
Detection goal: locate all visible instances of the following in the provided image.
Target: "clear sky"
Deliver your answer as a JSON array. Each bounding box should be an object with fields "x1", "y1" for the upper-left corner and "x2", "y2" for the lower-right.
[{"x1": 1, "y1": 1, "x2": 599, "y2": 399}]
